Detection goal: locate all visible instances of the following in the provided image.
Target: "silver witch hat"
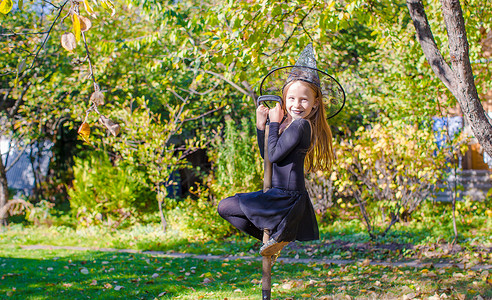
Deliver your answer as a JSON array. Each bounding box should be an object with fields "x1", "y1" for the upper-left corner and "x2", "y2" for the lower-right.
[
  {"x1": 286, "y1": 43, "x2": 320, "y2": 86},
  {"x1": 258, "y1": 43, "x2": 345, "y2": 119}
]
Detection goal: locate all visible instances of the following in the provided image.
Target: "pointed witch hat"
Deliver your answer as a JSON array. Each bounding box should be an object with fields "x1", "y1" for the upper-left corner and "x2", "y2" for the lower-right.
[{"x1": 258, "y1": 43, "x2": 345, "y2": 119}]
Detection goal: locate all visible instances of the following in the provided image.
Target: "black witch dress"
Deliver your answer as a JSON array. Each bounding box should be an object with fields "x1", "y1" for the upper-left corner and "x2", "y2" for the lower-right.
[{"x1": 235, "y1": 118, "x2": 319, "y2": 242}]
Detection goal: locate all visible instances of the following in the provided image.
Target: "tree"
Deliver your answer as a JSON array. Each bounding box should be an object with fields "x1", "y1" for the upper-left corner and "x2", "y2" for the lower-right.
[
  {"x1": 0, "y1": 0, "x2": 119, "y2": 225},
  {"x1": 406, "y1": 0, "x2": 492, "y2": 158}
]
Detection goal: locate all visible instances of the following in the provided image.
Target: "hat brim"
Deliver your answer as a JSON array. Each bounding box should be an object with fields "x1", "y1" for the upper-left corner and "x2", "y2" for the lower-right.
[{"x1": 259, "y1": 66, "x2": 346, "y2": 119}]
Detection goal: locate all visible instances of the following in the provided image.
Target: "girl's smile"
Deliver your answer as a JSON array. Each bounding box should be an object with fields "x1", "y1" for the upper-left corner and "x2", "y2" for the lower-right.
[{"x1": 284, "y1": 81, "x2": 317, "y2": 120}]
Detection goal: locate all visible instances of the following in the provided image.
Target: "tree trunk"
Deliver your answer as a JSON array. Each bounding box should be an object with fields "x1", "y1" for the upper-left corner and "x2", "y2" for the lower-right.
[
  {"x1": 406, "y1": 0, "x2": 492, "y2": 157},
  {"x1": 0, "y1": 157, "x2": 9, "y2": 226},
  {"x1": 157, "y1": 197, "x2": 167, "y2": 232}
]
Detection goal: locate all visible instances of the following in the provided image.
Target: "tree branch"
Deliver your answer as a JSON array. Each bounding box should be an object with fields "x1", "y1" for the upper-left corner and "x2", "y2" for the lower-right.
[
  {"x1": 407, "y1": 0, "x2": 492, "y2": 157},
  {"x1": 202, "y1": 70, "x2": 253, "y2": 99},
  {"x1": 4, "y1": 144, "x2": 29, "y2": 173},
  {"x1": 82, "y1": 31, "x2": 97, "y2": 89},
  {"x1": 406, "y1": 0, "x2": 457, "y2": 93},
  {"x1": 27, "y1": 0, "x2": 70, "y2": 71},
  {"x1": 182, "y1": 105, "x2": 226, "y2": 122}
]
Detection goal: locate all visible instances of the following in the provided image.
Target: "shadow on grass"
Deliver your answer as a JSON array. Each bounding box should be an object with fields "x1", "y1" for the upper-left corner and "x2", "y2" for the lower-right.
[
  {"x1": 0, "y1": 247, "x2": 267, "y2": 300},
  {"x1": 1, "y1": 246, "x2": 490, "y2": 300}
]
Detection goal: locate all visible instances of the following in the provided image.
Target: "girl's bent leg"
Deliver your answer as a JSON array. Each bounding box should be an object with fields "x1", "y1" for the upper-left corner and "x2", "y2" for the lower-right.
[{"x1": 218, "y1": 196, "x2": 263, "y2": 241}]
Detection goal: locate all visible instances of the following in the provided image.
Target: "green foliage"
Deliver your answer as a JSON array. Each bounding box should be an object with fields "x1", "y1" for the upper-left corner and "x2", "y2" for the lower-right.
[
  {"x1": 67, "y1": 151, "x2": 156, "y2": 227},
  {"x1": 333, "y1": 119, "x2": 449, "y2": 239},
  {"x1": 207, "y1": 116, "x2": 263, "y2": 202},
  {"x1": 25, "y1": 200, "x2": 55, "y2": 226},
  {"x1": 2, "y1": 0, "x2": 492, "y2": 245},
  {"x1": 167, "y1": 185, "x2": 233, "y2": 241}
]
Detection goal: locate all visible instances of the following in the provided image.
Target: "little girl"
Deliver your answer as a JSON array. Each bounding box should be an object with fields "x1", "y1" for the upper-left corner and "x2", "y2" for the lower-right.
[{"x1": 217, "y1": 43, "x2": 343, "y2": 258}]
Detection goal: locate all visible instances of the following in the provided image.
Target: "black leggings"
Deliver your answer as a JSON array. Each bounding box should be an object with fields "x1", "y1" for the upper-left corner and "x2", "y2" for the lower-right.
[{"x1": 217, "y1": 195, "x2": 263, "y2": 241}]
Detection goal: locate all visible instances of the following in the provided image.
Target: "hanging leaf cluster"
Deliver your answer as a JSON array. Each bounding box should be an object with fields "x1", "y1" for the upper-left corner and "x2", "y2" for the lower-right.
[{"x1": 55, "y1": 0, "x2": 120, "y2": 141}]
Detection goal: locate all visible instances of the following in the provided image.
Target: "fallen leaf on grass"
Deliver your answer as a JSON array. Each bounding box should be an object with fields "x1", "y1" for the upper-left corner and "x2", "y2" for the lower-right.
[
  {"x1": 280, "y1": 280, "x2": 303, "y2": 290},
  {"x1": 114, "y1": 286, "x2": 124, "y2": 291},
  {"x1": 428, "y1": 294, "x2": 440, "y2": 300},
  {"x1": 200, "y1": 272, "x2": 213, "y2": 278},
  {"x1": 62, "y1": 283, "x2": 72, "y2": 287},
  {"x1": 104, "y1": 283, "x2": 113, "y2": 289},
  {"x1": 360, "y1": 258, "x2": 371, "y2": 267},
  {"x1": 90, "y1": 280, "x2": 97, "y2": 286},
  {"x1": 403, "y1": 293, "x2": 416, "y2": 300},
  {"x1": 80, "y1": 268, "x2": 89, "y2": 274}
]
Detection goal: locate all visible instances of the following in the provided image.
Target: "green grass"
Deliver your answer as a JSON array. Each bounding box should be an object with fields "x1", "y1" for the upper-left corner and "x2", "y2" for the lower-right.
[
  {"x1": 1, "y1": 203, "x2": 491, "y2": 265},
  {"x1": 0, "y1": 199, "x2": 491, "y2": 299},
  {"x1": 0, "y1": 245, "x2": 490, "y2": 299}
]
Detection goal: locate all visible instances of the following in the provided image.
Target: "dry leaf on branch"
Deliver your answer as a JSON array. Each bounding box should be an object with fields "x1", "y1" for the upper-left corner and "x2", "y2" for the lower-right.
[
  {"x1": 77, "y1": 122, "x2": 90, "y2": 140},
  {"x1": 61, "y1": 32, "x2": 76, "y2": 51},
  {"x1": 90, "y1": 91, "x2": 104, "y2": 106},
  {"x1": 79, "y1": 16, "x2": 92, "y2": 32},
  {"x1": 99, "y1": 115, "x2": 121, "y2": 136}
]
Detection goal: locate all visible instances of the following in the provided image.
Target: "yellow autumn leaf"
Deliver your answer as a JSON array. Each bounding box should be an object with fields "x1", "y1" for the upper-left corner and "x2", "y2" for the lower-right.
[
  {"x1": 78, "y1": 122, "x2": 90, "y2": 140},
  {"x1": 0, "y1": 0, "x2": 13, "y2": 14},
  {"x1": 72, "y1": 14, "x2": 81, "y2": 42},
  {"x1": 195, "y1": 73, "x2": 203, "y2": 82},
  {"x1": 83, "y1": 0, "x2": 95, "y2": 17},
  {"x1": 101, "y1": 0, "x2": 115, "y2": 17}
]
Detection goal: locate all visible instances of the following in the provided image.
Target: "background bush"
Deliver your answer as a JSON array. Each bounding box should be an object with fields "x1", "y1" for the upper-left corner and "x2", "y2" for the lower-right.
[
  {"x1": 333, "y1": 119, "x2": 449, "y2": 239},
  {"x1": 207, "y1": 116, "x2": 263, "y2": 202},
  {"x1": 68, "y1": 151, "x2": 157, "y2": 228}
]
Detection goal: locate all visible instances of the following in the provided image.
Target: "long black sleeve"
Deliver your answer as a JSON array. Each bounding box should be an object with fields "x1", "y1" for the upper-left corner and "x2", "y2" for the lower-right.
[{"x1": 267, "y1": 119, "x2": 311, "y2": 163}]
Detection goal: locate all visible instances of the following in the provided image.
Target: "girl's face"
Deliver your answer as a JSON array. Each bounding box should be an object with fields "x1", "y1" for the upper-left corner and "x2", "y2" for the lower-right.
[{"x1": 284, "y1": 81, "x2": 317, "y2": 120}]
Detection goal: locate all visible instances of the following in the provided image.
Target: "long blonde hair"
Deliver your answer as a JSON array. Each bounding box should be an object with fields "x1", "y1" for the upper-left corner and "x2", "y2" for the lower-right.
[{"x1": 282, "y1": 80, "x2": 334, "y2": 173}]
